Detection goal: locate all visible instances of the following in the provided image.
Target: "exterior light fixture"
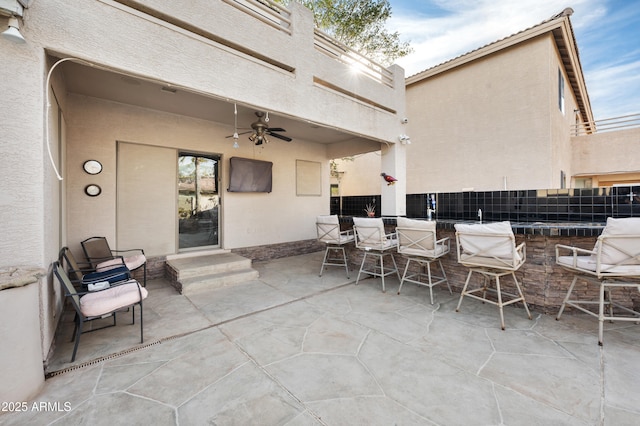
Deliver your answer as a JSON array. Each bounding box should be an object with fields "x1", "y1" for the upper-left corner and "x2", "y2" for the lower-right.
[
  {"x1": 398, "y1": 134, "x2": 411, "y2": 144},
  {"x1": 2, "y1": 16, "x2": 25, "y2": 43}
]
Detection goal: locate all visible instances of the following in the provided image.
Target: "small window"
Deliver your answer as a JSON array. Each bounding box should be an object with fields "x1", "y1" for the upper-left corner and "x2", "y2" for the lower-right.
[{"x1": 558, "y1": 68, "x2": 565, "y2": 114}]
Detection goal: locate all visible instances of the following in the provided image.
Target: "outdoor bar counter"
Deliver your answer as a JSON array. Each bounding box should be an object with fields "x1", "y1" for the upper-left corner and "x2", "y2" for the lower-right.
[{"x1": 340, "y1": 217, "x2": 623, "y2": 314}]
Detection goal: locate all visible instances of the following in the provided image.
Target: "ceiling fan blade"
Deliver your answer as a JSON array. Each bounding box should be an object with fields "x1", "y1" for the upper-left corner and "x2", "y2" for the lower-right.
[
  {"x1": 225, "y1": 130, "x2": 252, "y2": 138},
  {"x1": 268, "y1": 132, "x2": 292, "y2": 142},
  {"x1": 267, "y1": 127, "x2": 286, "y2": 132}
]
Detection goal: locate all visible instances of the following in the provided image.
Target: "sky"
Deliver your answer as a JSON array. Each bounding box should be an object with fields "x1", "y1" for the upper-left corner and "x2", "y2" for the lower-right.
[{"x1": 385, "y1": 0, "x2": 640, "y2": 120}]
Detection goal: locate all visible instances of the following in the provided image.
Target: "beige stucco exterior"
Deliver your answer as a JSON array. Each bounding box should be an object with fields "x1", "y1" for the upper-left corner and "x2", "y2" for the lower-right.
[
  {"x1": 404, "y1": 35, "x2": 575, "y2": 192},
  {"x1": 0, "y1": 0, "x2": 407, "y2": 398},
  {"x1": 333, "y1": 9, "x2": 639, "y2": 197},
  {"x1": 571, "y1": 127, "x2": 640, "y2": 186}
]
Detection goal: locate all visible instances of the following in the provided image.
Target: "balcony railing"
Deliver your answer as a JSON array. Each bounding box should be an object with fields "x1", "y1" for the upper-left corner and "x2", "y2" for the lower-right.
[
  {"x1": 223, "y1": 0, "x2": 394, "y2": 88},
  {"x1": 314, "y1": 29, "x2": 394, "y2": 88},
  {"x1": 572, "y1": 113, "x2": 640, "y2": 136},
  {"x1": 222, "y1": 0, "x2": 291, "y2": 35}
]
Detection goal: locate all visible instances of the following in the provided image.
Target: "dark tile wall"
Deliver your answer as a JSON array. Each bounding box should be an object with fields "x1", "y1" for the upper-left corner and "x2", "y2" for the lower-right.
[
  {"x1": 331, "y1": 195, "x2": 381, "y2": 217},
  {"x1": 332, "y1": 186, "x2": 640, "y2": 223}
]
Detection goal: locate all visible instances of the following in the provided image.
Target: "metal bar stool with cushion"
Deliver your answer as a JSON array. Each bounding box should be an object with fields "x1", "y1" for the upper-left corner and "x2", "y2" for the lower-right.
[
  {"x1": 396, "y1": 217, "x2": 452, "y2": 304},
  {"x1": 353, "y1": 217, "x2": 399, "y2": 292},
  {"x1": 81, "y1": 236, "x2": 147, "y2": 287},
  {"x1": 556, "y1": 217, "x2": 640, "y2": 345},
  {"x1": 53, "y1": 261, "x2": 148, "y2": 362},
  {"x1": 455, "y1": 221, "x2": 532, "y2": 330},
  {"x1": 316, "y1": 215, "x2": 355, "y2": 278}
]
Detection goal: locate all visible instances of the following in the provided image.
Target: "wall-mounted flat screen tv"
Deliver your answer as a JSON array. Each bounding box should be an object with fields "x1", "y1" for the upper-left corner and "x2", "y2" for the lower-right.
[{"x1": 228, "y1": 157, "x2": 273, "y2": 193}]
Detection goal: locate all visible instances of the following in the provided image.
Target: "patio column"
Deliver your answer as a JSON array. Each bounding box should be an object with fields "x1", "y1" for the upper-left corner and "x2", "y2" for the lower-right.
[{"x1": 380, "y1": 141, "x2": 407, "y2": 217}]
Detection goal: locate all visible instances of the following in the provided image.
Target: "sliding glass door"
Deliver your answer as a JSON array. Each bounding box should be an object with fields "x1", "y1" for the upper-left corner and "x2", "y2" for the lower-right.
[{"x1": 178, "y1": 153, "x2": 220, "y2": 250}]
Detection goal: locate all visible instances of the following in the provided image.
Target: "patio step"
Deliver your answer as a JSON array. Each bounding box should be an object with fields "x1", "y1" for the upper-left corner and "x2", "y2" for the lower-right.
[{"x1": 166, "y1": 252, "x2": 259, "y2": 295}]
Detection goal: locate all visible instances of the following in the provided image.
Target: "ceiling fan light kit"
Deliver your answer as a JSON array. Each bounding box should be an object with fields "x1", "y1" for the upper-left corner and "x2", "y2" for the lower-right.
[{"x1": 226, "y1": 110, "x2": 292, "y2": 146}]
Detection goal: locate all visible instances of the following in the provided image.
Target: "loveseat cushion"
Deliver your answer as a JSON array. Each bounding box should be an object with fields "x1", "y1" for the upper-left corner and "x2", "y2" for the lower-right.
[{"x1": 80, "y1": 280, "x2": 148, "y2": 318}]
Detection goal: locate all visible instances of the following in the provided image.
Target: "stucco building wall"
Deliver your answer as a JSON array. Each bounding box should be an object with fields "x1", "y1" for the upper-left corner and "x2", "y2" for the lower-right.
[
  {"x1": 64, "y1": 94, "x2": 331, "y2": 258},
  {"x1": 571, "y1": 127, "x2": 640, "y2": 186},
  {"x1": 405, "y1": 35, "x2": 576, "y2": 193}
]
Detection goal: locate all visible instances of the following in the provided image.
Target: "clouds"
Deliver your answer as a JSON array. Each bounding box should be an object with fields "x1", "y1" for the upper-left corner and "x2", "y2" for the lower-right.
[{"x1": 387, "y1": 0, "x2": 639, "y2": 119}]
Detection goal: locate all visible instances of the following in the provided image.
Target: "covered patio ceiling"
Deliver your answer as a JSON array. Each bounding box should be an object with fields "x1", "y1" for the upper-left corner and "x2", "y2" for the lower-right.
[{"x1": 56, "y1": 58, "x2": 372, "y2": 146}]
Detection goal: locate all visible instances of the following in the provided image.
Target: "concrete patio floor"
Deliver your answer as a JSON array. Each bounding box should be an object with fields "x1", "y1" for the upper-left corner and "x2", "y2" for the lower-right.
[{"x1": 2, "y1": 252, "x2": 640, "y2": 425}]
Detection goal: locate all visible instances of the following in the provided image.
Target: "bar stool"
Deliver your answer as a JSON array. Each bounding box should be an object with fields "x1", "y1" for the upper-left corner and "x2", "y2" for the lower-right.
[{"x1": 316, "y1": 215, "x2": 355, "y2": 278}]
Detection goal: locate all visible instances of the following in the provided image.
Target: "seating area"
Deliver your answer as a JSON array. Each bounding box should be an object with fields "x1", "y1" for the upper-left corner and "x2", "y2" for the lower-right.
[
  {"x1": 316, "y1": 217, "x2": 639, "y2": 342},
  {"x1": 53, "y1": 261, "x2": 147, "y2": 362},
  {"x1": 5, "y1": 219, "x2": 636, "y2": 423},
  {"x1": 5, "y1": 251, "x2": 639, "y2": 425},
  {"x1": 54, "y1": 241, "x2": 149, "y2": 362}
]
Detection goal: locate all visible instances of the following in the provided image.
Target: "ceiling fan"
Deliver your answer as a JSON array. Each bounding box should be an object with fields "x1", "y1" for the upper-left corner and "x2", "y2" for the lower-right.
[{"x1": 227, "y1": 111, "x2": 292, "y2": 145}]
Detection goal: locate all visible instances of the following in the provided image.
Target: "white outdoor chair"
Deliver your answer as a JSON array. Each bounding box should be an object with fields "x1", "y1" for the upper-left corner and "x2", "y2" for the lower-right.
[
  {"x1": 455, "y1": 221, "x2": 531, "y2": 330},
  {"x1": 353, "y1": 217, "x2": 399, "y2": 292},
  {"x1": 396, "y1": 217, "x2": 452, "y2": 304},
  {"x1": 316, "y1": 215, "x2": 355, "y2": 278},
  {"x1": 556, "y1": 217, "x2": 640, "y2": 345}
]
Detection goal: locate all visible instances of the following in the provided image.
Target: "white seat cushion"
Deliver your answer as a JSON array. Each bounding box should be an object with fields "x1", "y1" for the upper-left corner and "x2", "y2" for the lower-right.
[
  {"x1": 80, "y1": 280, "x2": 148, "y2": 318},
  {"x1": 400, "y1": 242, "x2": 448, "y2": 258},
  {"x1": 597, "y1": 217, "x2": 640, "y2": 265},
  {"x1": 557, "y1": 255, "x2": 640, "y2": 275},
  {"x1": 354, "y1": 217, "x2": 387, "y2": 246},
  {"x1": 317, "y1": 215, "x2": 354, "y2": 244},
  {"x1": 397, "y1": 217, "x2": 437, "y2": 251},
  {"x1": 455, "y1": 221, "x2": 516, "y2": 259},
  {"x1": 396, "y1": 217, "x2": 436, "y2": 230}
]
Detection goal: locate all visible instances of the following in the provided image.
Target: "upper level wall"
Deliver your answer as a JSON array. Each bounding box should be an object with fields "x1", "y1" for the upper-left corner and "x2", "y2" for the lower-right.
[
  {"x1": 571, "y1": 127, "x2": 640, "y2": 177},
  {"x1": 30, "y1": 0, "x2": 404, "y2": 144},
  {"x1": 404, "y1": 36, "x2": 557, "y2": 193}
]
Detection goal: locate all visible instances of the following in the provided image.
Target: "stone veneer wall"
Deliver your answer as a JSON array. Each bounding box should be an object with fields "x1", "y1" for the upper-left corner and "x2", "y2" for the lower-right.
[
  {"x1": 344, "y1": 227, "x2": 640, "y2": 315},
  {"x1": 231, "y1": 239, "x2": 324, "y2": 262},
  {"x1": 128, "y1": 255, "x2": 166, "y2": 283}
]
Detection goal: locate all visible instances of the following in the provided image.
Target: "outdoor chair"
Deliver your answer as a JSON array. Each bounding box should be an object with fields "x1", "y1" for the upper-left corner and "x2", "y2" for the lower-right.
[
  {"x1": 59, "y1": 247, "x2": 131, "y2": 290},
  {"x1": 316, "y1": 215, "x2": 355, "y2": 278},
  {"x1": 53, "y1": 261, "x2": 148, "y2": 362},
  {"x1": 396, "y1": 217, "x2": 452, "y2": 304},
  {"x1": 81, "y1": 236, "x2": 147, "y2": 287},
  {"x1": 556, "y1": 217, "x2": 640, "y2": 345},
  {"x1": 455, "y1": 221, "x2": 531, "y2": 330},
  {"x1": 353, "y1": 217, "x2": 399, "y2": 292}
]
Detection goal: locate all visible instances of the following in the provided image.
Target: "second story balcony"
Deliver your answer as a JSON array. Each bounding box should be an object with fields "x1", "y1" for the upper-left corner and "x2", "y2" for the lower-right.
[{"x1": 42, "y1": 0, "x2": 405, "y2": 154}]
